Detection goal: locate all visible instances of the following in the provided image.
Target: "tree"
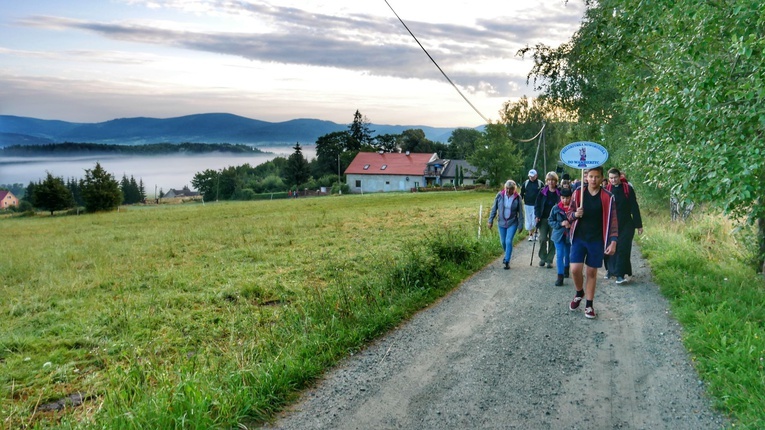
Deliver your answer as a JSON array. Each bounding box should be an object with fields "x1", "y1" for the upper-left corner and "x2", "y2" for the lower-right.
[
  {"x1": 81, "y1": 162, "x2": 122, "y2": 212},
  {"x1": 314, "y1": 131, "x2": 351, "y2": 178},
  {"x1": 468, "y1": 123, "x2": 523, "y2": 187},
  {"x1": 523, "y1": 0, "x2": 765, "y2": 269},
  {"x1": 446, "y1": 128, "x2": 481, "y2": 159},
  {"x1": 283, "y1": 143, "x2": 311, "y2": 188},
  {"x1": 347, "y1": 110, "x2": 374, "y2": 151},
  {"x1": 191, "y1": 169, "x2": 218, "y2": 200},
  {"x1": 34, "y1": 172, "x2": 75, "y2": 215},
  {"x1": 373, "y1": 133, "x2": 401, "y2": 153}
]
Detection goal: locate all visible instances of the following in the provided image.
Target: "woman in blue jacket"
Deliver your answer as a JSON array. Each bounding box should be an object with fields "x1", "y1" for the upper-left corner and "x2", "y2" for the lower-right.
[{"x1": 488, "y1": 180, "x2": 525, "y2": 270}]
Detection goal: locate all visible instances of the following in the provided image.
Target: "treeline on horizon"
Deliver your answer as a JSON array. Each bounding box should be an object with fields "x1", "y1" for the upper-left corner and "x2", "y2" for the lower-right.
[
  {"x1": 188, "y1": 108, "x2": 563, "y2": 200},
  {"x1": 1, "y1": 141, "x2": 264, "y2": 155}
]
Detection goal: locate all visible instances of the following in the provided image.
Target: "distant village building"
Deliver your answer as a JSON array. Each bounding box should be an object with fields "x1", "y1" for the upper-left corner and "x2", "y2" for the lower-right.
[
  {"x1": 163, "y1": 186, "x2": 200, "y2": 198},
  {"x1": 344, "y1": 152, "x2": 480, "y2": 193},
  {"x1": 0, "y1": 190, "x2": 19, "y2": 208}
]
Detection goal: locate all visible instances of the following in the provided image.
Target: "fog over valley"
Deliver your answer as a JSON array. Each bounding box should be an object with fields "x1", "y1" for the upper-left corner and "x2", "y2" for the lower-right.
[{"x1": 0, "y1": 146, "x2": 316, "y2": 197}]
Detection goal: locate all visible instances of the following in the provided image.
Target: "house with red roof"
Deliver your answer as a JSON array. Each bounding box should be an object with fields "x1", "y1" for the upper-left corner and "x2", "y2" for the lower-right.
[
  {"x1": 0, "y1": 190, "x2": 19, "y2": 209},
  {"x1": 344, "y1": 151, "x2": 438, "y2": 193}
]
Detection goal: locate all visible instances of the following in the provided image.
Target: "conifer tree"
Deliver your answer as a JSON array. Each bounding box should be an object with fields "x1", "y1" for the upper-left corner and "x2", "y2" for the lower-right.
[{"x1": 81, "y1": 162, "x2": 122, "y2": 212}]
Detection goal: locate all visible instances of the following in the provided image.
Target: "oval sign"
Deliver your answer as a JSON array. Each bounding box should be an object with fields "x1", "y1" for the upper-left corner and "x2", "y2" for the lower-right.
[{"x1": 559, "y1": 141, "x2": 609, "y2": 169}]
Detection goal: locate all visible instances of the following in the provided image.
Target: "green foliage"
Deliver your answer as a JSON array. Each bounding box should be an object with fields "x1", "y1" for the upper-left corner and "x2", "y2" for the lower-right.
[
  {"x1": 347, "y1": 109, "x2": 374, "y2": 150},
  {"x1": 120, "y1": 175, "x2": 146, "y2": 204},
  {"x1": 283, "y1": 143, "x2": 311, "y2": 187},
  {"x1": 446, "y1": 128, "x2": 481, "y2": 159},
  {"x1": 33, "y1": 172, "x2": 75, "y2": 215},
  {"x1": 468, "y1": 123, "x2": 523, "y2": 187},
  {"x1": 81, "y1": 162, "x2": 122, "y2": 212},
  {"x1": 523, "y1": 0, "x2": 765, "y2": 269}
]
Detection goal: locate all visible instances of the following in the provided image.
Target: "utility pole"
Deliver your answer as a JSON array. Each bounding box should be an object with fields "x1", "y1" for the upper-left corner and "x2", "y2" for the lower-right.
[
  {"x1": 216, "y1": 170, "x2": 220, "y2": 202},
  {"x1": 337, "y1": 154, "x2": 342, "y2": 195}
]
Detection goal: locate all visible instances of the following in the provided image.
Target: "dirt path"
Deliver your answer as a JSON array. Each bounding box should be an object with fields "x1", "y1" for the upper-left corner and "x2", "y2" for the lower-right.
[{"x1": 264, "y1": 240, "x2": 728, "y2": 429}]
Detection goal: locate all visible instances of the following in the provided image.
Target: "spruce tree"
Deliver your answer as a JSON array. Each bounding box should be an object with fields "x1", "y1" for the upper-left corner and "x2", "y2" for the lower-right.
[
  {"x1": 35, "y1": 172, "x2": 75, "y2": 215},
  {"x1": 81, "y1": 162, "x2": 122, "y2": 212}
]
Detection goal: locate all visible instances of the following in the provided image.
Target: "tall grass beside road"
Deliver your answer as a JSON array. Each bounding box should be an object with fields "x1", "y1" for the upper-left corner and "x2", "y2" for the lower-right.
[
  {"x1": 1, "y1": 192, "x2": 499, "y2": 429},
  {"x1": 637, "y1": 205, "x2": 765, "y2": 429}
]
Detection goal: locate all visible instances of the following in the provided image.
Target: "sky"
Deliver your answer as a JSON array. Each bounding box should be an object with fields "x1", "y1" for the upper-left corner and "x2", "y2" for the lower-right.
[{"x1": 0, "y1": 0, "x2": 586, "y2": 128}]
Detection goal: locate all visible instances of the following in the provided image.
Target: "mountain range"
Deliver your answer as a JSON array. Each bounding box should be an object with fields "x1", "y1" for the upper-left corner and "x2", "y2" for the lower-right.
[{"x1": 0, "y1": 113, "x2": 471, "y2": 147}]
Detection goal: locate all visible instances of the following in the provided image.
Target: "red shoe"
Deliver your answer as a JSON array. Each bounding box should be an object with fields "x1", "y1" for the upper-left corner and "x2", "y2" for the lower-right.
[
  {"x1": 585, "y1": 307, "x2": 596, "y2": 319},
  {"x1": 569, "y1": 295, "x2": 582, "y2": 310}
]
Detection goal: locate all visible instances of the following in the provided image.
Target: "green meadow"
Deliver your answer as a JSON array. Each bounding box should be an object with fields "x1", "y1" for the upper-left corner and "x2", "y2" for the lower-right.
[{"x1": 1, "y1": 191, "x2": 500, "y2": 428}]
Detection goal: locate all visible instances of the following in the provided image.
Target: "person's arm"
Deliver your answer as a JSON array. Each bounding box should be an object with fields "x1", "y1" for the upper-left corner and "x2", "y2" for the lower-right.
[
  {"x1": 487, "y1": 194, "x2": 499, "y2": 228},
  {"x1": 631, "y1": 185, "x2": 644, "y2": 234}
]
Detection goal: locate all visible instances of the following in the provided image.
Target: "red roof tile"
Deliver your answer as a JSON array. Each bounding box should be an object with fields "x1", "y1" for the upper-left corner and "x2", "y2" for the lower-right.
[
  {"x1": 0, "y1": 191, "x2": 9, "y2": 200},
  {"x1": 344, "y1": 152, "x2": 437, "y2": 176}
]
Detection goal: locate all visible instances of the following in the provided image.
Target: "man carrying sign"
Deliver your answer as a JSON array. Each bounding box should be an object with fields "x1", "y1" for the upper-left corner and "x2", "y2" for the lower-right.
[{"x1": 566, "y1": 166, "x2": 618, "y2": 319}]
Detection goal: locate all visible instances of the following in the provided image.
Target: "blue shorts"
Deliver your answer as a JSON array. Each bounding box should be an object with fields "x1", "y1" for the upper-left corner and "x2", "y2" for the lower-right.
[{"x1": 570, "y1": 237, "x2": 605, "y2": 268}]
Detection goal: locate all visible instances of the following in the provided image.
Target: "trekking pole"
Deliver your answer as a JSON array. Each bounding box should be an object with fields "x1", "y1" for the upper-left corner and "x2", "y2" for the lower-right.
[{"x1": 529, "y1": 227, "x2": 537, "y2": 266}]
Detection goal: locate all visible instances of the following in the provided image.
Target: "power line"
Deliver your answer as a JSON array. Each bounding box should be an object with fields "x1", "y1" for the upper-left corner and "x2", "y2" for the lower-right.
[{"x1": 384, "y1": 0, "x2": 490, "y2": 124}]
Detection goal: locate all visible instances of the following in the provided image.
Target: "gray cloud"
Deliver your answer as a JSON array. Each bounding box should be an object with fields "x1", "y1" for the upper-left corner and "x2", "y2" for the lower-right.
[{"x1": 16, "y1": 2, "x2": 582, "y2": 97}]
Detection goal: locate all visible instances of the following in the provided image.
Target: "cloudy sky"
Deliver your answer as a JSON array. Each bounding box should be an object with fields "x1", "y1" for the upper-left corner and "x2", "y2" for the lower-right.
[{"x1": 0, "y1": 0, "x2": 585, "y2": 128}]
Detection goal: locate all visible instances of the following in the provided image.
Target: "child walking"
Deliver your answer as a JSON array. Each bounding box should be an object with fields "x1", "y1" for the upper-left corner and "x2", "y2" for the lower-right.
[{"x1": 549, "y1": 187, "x2": 572, "y2": 286}]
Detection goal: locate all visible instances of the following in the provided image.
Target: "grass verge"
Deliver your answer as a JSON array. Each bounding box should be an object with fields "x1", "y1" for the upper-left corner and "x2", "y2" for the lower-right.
[{"x1": 637, "y1": 209, "x2": 765, "y2": 428}]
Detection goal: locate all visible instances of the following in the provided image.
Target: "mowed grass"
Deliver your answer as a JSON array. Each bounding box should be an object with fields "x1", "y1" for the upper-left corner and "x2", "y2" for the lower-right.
[
  {"x1": 1, "y1": 191, "x2": 501, "y2": 429},
  {"x1": 637, "y1": 209, "x2": 765, "y2": 428}
]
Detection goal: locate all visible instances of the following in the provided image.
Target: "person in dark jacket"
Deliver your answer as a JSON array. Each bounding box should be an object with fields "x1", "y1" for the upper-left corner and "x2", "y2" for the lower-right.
[
  {"x1": 534, "y1": 172, "x2": 561, "y2": 268},
  {"x1": 605, "y1": 168, "x2": 643, "y2": 284},
  {"x1": 521, "y1": 169, "x2": 543, "y2": 241},
  {"x1": 488, "y1": 180, "x2": 525, "y2": 270}
]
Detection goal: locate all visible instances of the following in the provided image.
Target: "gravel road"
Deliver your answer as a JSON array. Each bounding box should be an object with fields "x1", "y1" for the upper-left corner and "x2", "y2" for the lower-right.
[{"x1": 264, "y1": 240, "x2": 729, "y2": 429}]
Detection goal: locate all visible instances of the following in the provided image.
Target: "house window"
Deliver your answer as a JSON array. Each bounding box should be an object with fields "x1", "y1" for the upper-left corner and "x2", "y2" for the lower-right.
[
  {"x1": 363, "y1": 164, "x2": 370, "y2": 170},
  {"x1": 380, "y1": 165, "x2": 387, "y2": 170},
  {"x1": 355, "y1": 180, "x2": 361, "y2": 188},
  {"x1": 385, "y1": 181, "x2": 390, "y2": 185}
]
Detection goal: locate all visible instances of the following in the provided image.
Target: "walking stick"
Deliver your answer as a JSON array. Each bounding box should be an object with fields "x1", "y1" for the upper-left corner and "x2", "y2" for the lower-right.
[{"x1": 529, "y1": 227, "x2": 537, "y2": 266}]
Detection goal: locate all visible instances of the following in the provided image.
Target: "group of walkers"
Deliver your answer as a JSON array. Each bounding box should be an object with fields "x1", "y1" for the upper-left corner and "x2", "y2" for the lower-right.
[{"x1": 488, "y1": 166, "x2": 643, "y2": 319}]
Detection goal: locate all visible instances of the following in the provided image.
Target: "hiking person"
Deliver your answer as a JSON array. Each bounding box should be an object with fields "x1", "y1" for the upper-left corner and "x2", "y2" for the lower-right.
[
  {"x1": 521, "y1": 170, "x2": 543, "y2": 241},
  {"x1": 605, "y1": 168, "x2": 643, "y2": 284},
  {"x1": 549, "y1": 187, "x2": 573, "y2": 285},
  {"x1": 488, "y1": 180, "x2": 524, "y2": 270},
  {"x1": 566, "y1": 166, "x2": 618, "y2": 319},
  {"x1": 534, "y1": 172, "x2": 561, "y2": 268}
]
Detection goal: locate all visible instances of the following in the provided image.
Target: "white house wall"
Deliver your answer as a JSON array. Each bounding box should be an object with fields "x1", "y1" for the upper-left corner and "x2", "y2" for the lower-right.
[{"x1": 346, "y1": 174, "x2": 425, "y2": 193}]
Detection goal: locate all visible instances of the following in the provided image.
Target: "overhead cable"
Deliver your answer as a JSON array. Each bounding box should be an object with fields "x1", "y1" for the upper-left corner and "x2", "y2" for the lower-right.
[{"x1": 384, "y1": 0, "x2": 490, "y2": 124}]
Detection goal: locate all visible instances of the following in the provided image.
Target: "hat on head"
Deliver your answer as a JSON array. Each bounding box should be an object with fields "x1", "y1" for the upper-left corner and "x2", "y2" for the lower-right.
[
  {"x1": 562, "y1": 173, "x2": 570, "y2": 181},
  {"x1": 528, "y1": 169, "x2": 537, "y2": 177},
  {"x1": 560, "y1": 187, "x2": 573, "y2": 197}
]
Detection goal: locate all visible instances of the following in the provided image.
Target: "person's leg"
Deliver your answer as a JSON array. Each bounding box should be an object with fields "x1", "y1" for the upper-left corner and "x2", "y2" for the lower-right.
[
  {"x1": 563, "y1": 241, "x2": 571, "y2": 275},
  {"x1": 543, "y1": 220, "x2": 556, "y2": 265},
  {"x1": 504, "y1": 224, "x2": 518, "y2": 263},
  {"x1": 568, "y1": 238, "x2": 587, "y2": 308},
  {"x1": 585, "y1": 266, "x2": 599, "y2": 300},
  {"x1": 538, "y1": 219, "x2": 550, "y2": 262},
  {"x1": 554, "y1": 240, "x2": 566, "y2": 275},
  {"x1": 498, "y1": 225, "x2": 508, "y2": 262},
  {"x1": 616, "y1": 227, "x2": 635, "y2": 277},
  {"x1": 524, "y1": 205, "x2": 535, "y2": 239}
]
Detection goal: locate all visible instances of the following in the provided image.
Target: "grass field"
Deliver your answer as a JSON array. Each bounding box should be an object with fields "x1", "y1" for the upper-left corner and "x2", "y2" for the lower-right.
[
  {"x1": 1, "y1": 191, "x2": 501, "y2": 429},
  {"x1": 637, "y1": 203, "x2": 765, "y2": 429}
]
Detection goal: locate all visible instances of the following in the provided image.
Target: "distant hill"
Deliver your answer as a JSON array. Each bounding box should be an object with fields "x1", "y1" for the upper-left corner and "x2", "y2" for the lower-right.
[{"x1": 0, "y1": 113, "x2": 475, "y2": 148}]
